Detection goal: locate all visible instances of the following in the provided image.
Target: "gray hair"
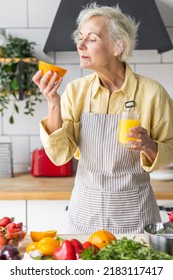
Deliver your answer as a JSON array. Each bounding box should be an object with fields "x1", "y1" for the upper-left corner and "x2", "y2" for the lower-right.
[{"x1": 72, "y1": 3, "x2": 139, "y2": 62}]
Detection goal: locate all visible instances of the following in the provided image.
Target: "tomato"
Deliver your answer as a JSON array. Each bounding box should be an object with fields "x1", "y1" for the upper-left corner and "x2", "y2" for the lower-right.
[
  {"x1": 82, "y1": 241, "x2": 99, "y2": 253},
  {"x1": 38, "y1": 237, "x2": 60, "y2": 256},
  {"x1": 88, "y1": 230, "x2": 117, "y2": 249}
]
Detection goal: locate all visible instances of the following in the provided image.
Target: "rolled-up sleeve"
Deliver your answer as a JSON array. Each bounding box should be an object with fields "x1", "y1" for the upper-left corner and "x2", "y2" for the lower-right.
[
  {"x1": 40, "y1": 117, "x2": 79, "y2": 165},
  {"x1": 140, "y1": 86, "x2": 173, "y2": 172}
]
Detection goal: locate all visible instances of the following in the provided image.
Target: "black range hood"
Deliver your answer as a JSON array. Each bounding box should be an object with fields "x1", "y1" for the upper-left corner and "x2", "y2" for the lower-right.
[{"x1": 44, "y1": 0, "x2": 173, "y2": 53}]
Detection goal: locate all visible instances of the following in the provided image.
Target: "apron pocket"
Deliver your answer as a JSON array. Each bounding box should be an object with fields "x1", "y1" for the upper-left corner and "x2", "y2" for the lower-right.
[{"x1": 69, "y1": 185, "x2": 140, "y2": 230}]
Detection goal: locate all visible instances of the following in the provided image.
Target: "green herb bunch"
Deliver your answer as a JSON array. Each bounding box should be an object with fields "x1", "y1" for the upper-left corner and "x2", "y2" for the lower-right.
[{"x1": 81, "y1": 237, "x2": 173, "y2": 260}]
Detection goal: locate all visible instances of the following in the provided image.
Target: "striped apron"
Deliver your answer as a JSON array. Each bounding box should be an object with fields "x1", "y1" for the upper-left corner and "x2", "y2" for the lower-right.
[{"x1": 68, "y1": 85, "x2": 161, "y2": 235}]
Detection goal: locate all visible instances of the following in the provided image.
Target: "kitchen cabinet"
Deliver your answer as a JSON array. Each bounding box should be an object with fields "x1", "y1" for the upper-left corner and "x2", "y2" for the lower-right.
[
  {"x1": 27, "y1": 200, "x2": 69, "y2": 233},
  {"x1": 0, "y1": 200, "x2": 26, "y2": 225},
  {"x1": 0, "y1": 200, "x2": 69, "y2": 232}
]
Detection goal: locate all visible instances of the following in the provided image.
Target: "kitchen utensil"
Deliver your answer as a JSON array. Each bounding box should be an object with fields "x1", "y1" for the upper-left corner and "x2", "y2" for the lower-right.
[
  {"x1": 0, "y1": 143, "x2": 13, "y2": 178},
  {"x1": 144, "y1": 222, "x2": 173, "y2": 256},
  {"x1": 31, "y1": 148, "x2": 73, "y2": 177},
  {"x1": 156, "y1": 221, "x2": 173, "y2": 235}
]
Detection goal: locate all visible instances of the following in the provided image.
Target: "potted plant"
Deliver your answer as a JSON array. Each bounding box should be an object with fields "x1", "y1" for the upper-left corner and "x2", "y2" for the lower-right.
[{"x1": 0, "y1": 35, "x2": 41, "y2": 124}]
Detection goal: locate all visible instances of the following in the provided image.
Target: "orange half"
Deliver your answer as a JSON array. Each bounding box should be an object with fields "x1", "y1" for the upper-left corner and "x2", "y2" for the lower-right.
[
  {"x1": 30, "y1": 230, "x2": 57, "y2": 242},
  {"x1": 38, "y1": 61, "x2": 67, "y2": 80}
]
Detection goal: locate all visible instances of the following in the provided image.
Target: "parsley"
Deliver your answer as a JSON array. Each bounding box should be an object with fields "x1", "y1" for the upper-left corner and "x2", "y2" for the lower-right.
[{"x1": 81, "y1": 237, "x2": 173, "y2": 260}]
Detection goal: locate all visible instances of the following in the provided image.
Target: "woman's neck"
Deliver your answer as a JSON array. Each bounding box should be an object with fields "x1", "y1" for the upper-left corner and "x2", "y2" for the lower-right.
[{"x1": 97, "y1": 62, "x2": 126, "y2": 93}]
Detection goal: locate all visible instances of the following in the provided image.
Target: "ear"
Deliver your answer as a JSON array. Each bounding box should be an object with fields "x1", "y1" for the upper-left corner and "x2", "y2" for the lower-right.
[{"x1": 113, "y1": 41, "x2": 123, "y2": 56}]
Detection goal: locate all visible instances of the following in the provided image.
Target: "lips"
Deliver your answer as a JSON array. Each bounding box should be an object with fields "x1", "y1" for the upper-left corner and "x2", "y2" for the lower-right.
[{"x1": 80, "y1": 55, "x2": 89, "y2": 59}]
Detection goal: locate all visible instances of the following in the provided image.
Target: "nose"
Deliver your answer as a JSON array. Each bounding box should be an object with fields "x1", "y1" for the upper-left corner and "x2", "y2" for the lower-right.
[{"x1": 77, "y1": 39, "x2": 87, "y2": 50}]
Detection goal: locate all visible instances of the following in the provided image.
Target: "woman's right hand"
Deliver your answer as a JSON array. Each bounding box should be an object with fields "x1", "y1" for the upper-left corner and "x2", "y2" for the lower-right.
[
  {"x1": 32, "y1": 70, "x2": 63, "y2": 107},
  {"x1": 32, "y1": 70, "x2": 64, "y2": 133}
]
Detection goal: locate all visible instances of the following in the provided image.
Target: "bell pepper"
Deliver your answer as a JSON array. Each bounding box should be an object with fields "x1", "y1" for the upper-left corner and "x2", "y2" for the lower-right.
[
  {"x1": 70, "y1": 238, "x2": 84, "y2": 259},
  {"x1": 38, "y1": 237, "x2": 60, "y2": 256},
  {"x1": 54, "y1": 239, "x2": 84, "y2": 260}
]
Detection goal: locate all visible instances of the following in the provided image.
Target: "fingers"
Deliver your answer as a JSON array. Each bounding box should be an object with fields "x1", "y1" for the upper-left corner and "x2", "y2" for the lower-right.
[
  {"x1": 127, "y1": 127, "x2": 148, "y2": 150},
  {"x1": 32, "y1": 70, "x2": 42, "y2": 86},
  {"x1": 32, "y1": 69, "x2": 63, "y2": 96},
  {"x1": 128, "y1": 127, "x2": 147, "y2": 140}
]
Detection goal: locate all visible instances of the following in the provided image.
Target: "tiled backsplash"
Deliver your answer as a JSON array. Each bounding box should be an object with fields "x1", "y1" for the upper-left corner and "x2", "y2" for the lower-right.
[{"x1": 0, "y1": 0, "x2": 173, "y2": 173}]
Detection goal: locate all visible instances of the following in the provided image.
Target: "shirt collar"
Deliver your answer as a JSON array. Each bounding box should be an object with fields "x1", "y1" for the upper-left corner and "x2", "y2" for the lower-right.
[{"x1": 90, "y1": 63, "x2": 138, "y2": 100}]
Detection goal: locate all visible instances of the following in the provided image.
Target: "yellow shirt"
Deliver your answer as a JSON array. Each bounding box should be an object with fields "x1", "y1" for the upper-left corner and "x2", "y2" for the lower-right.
[{"x1": 40, "y1": 64, "x2": 173, "y2": 172}]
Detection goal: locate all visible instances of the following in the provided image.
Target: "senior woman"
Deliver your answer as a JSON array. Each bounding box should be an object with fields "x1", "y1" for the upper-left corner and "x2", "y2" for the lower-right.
[{"x1": 32, "y1": 3, "x2": 173, "y2": 234}]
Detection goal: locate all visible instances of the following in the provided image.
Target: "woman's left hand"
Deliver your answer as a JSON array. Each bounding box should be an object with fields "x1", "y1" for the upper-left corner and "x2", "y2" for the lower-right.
[{"x1": 127, "y1": 126, "x2": 158, "y2": 163}]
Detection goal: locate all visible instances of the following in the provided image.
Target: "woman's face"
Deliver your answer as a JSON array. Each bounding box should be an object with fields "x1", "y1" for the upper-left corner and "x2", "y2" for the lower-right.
[{"x1": 76, "y1": 16, "x2": 116, "y2": 71}]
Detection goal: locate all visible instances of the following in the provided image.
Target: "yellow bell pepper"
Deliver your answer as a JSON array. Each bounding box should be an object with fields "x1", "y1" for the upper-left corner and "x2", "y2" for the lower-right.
[
  {"x1": 26, "y1": 241, "x2": 39, "y2": 253},
  {"x1": 38, "y1": 237, "x2": 60, "y2": 256}
]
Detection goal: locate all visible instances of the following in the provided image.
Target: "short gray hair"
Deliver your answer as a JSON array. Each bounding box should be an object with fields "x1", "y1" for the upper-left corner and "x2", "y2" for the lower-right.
[{"x1": 72, "y1": 3, "x2": 139, "y2": 62}]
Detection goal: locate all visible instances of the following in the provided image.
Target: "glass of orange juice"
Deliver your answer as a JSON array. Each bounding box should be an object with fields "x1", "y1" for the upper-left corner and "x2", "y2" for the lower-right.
[{"x1": 118, "y1": 110, "x2": 140, "y2": 147}]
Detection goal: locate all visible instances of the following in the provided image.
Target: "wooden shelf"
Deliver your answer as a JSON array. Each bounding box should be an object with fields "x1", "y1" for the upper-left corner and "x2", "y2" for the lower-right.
[{"x1": 0, "y1": 57, "x2": 37, "y2": 64}]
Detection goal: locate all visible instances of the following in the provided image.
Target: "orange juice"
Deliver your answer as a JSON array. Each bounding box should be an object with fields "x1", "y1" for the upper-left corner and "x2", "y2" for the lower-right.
[
  {"x1": 118, "y1": 119, "x2": 140, "y2": 145},
  {"x1": 118, "y1": 110, "x2": 140, "y2": 147}
]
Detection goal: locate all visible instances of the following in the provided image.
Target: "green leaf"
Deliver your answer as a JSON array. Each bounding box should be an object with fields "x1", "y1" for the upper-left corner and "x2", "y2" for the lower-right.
[
  {"x1": 9, "y1": 115, "x2": 14, "y2": 124},
  {"x1": 10, "y1": 78, "x2": 19, "y2": 90},
  {"x1": 14, "y1": 104, "x2": 19, "y2": 113},
  {"x1": 80, "y1": 237, "x2": 173, "y2": 260}
]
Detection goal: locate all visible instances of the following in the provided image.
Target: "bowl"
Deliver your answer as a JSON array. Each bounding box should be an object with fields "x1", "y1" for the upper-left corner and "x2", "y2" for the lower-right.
[
  {"x1": 144, "y1": 222, "x2": 173, "y2": 256},
  {"x1": 0, "y1": 225, "x2": 27, "y2": 249}
]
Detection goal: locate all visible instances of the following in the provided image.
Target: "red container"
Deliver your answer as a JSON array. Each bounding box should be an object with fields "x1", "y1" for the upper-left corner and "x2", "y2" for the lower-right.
[
  {"x1": 31, "y1": 148, "x2": 73, "y2": 177},
  {"x1": 167, "y1": 212, "x2": 173, "y2": 222}
]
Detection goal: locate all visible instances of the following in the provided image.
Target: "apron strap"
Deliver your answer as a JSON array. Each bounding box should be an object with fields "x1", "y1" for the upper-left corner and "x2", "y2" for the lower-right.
[{"x1": 83, "y1": 79, "x2": 93, "y2": 113}]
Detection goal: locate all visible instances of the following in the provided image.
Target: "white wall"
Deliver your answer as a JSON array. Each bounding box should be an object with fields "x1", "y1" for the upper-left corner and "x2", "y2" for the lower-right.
[{"x1": 0, "y1": 0, "x2": 173, "y2": 173}]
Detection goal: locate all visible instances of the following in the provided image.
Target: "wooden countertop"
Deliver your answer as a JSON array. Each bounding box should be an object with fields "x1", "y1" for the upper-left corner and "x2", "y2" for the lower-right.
[
  {"x1": 0, "y1": 173, "x2": 75, "y2": 200},
  {"x1": 0, "y1": 173, "x2": 173, "y2": 200}
]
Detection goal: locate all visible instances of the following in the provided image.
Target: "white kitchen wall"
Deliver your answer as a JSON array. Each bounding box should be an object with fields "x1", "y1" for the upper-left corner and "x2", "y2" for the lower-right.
[{"x1": 0, "y1": 0, "x2": 173, "y2": 173}]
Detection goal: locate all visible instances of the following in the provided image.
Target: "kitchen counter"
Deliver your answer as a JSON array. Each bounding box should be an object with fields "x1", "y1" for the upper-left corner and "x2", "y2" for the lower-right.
[
  {"x1": 21, "y1": 233, "x2": 146, "y2": 256},
  {"x1": 0, "y1": 173, "x2": 173, "y2": 200},
  {"x1": 0, "y1": 173, "x2": 74, "y2": 200}
]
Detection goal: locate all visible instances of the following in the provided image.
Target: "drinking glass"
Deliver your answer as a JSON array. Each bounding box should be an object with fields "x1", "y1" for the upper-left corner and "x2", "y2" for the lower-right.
[{"x1": 118, "y1": 111, "x2": 140, "y2": 147}]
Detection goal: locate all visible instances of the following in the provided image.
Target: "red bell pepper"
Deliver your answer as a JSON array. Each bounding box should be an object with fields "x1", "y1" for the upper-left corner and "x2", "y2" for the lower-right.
[
  {"x1": 54, "y1": 240, "x2": 77, "y2": 260},
  {"x1": 70, "y1": 238, "x2": 84, "y2": 259},
  {"x1": 54, "y1": 238, "x2": 85, "y2": 260}
]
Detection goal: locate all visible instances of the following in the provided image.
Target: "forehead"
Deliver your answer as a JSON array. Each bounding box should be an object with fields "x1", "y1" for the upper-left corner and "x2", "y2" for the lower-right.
[{"x1": 80, "y1": 16, "x2": 109, "y2": 34}]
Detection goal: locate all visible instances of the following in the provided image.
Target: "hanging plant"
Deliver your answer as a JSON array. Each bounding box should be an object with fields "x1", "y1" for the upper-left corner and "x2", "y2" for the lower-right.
[{"x1": 0, "y1": 35, "x2": 41, "y2": 124}]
